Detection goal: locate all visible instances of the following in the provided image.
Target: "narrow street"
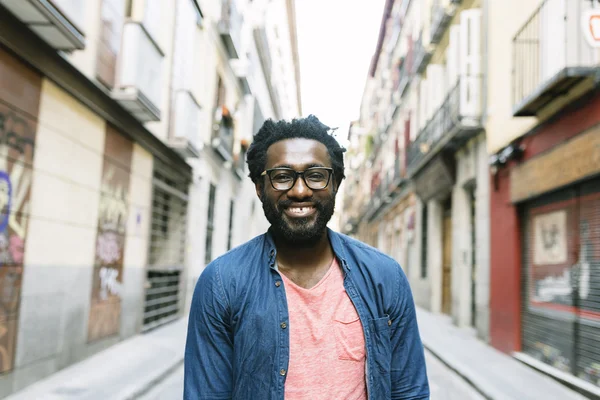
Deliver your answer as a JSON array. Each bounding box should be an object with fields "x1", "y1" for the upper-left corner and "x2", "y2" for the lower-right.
[{"x1": 139, "y1": 351, "x2": 484, "y2": 399}]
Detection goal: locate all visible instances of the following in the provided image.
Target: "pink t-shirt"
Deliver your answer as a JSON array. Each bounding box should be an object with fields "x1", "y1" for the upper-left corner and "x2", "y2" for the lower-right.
[{"x1": 280, "y1": 258, "x2": 368, "y2": 400}]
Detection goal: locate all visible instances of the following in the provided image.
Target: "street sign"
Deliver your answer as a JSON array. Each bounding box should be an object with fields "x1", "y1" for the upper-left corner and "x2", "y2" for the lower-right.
[{"x1": 582, "y1": 8, "x2": 600, "y2": 48}]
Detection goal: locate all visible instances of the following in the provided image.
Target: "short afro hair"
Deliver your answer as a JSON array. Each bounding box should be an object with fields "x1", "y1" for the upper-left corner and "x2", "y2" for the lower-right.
[{"x1": 246, "y1": 115, "x2": 346, "y2": 186}]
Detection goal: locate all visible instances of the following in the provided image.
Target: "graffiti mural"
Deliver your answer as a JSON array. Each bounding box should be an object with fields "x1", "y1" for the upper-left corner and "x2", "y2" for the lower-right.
[
  {"x1": 0, "y1": 47, "x2": 41, "y2": 373},
  {"x1": 87, "y1": 126, "x2": 132, "y2": 342}
]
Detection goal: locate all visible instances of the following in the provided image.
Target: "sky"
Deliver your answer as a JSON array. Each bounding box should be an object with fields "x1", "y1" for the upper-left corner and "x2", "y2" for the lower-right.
[{"x1": 295, "y1": 0, "x2": 386, "y2": 145}]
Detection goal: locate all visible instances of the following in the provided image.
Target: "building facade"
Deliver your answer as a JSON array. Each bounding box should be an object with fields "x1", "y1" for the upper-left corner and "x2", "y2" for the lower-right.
[
  {"x1": 342, "y1": 0, "x2": 600, "y2": 396},
  {"x1": 0, "y1": 0, "x2": 300, "y2": 396},
  {"x1": 183, "y1": 0, "x2": 302, "y2": 312},
  {"x1": 343, "y1": 0, "x2": 490, "y2": 341},
  {"x1": 488, "y1": 0, "x2": 600, "y2": 395}
]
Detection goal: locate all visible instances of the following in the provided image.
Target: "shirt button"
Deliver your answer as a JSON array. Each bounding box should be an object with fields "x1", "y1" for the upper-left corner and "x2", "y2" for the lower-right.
[
  {"x1": 275, "y1": 281, "x2": 281, "y2": 287},
  {"x1": 270, "y1": 249, "x2": 275, "y2": 256},
  {"x1": 280, "y1": 322, "x2": 287, "y2": 329},
  {"x1": 388, "y1": 319, "x2": 392, "y2": 326},
  {"x1": 280, "y1": 369, "x2": 287, "y2": 376}
]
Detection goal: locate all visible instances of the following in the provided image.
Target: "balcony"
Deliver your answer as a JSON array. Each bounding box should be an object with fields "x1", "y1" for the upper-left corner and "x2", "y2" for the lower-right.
[
  {"x1": 168, "y1": 91, "x2": 201, "y2": 159},
  {"x1": 513, "y1": 0, "x2": 600, "y2": 117},
  {"x1": 211, "y1": 105, "x2": 235, "y2": 162},
  {"x1": 233, "y1": 142, "x2": 248, "y2": 180},
  {"x1": 398, "y1": 45, "x2": 414, "y2": 99},
  {"x1": 412, "y1": 31, "x2": 432, "y2": 75},
  {"x1": 112, "y1": 22, "x2": 164, "y2": 122},
  {"x1": 1, "y1": 0, "x2": 85, "y2": 50},
  {"x1": 407, "y1": 77, "x2": 482, "y2": 175},
  {"x1": 218, "y1": 0, "x2": 242, "y2": 59},
  {"x1": 230, "y1": 58, "x2": 251, "y2": 95},
  {"x1": 430, "y1": 0, "x2": 454, "y2": 45}
]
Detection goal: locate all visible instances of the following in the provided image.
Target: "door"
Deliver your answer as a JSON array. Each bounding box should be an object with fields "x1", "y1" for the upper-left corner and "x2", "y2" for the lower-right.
[
  {"x1": 470, "y1": 188, "x2": 477, "y2": 327},
  {"x1": 442, "y1": 210, "x2": 453, "y2": 315}
]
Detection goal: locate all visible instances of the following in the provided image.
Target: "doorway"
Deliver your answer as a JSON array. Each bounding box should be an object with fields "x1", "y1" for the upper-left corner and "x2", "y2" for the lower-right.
[{"x1": 442, "y1": 198, "x2": 453, "y2": 315}]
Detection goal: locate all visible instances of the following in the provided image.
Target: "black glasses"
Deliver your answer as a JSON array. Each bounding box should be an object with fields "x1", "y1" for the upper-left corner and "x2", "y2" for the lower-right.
[{"x1": 261, "y1": 167, "x2": 334, "y2": 191}]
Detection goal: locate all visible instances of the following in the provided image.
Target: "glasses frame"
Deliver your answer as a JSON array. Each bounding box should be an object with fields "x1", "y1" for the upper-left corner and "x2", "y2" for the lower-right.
[{"x1": 261, "y1": 167, "x2": 334, "y2": 191}]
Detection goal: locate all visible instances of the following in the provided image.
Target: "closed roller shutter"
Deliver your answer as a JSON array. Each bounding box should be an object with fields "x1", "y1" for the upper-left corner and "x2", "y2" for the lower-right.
[
  {"x1": 143, "y1": 162, "x2": 189, "y2": 332},
  {"x1": 521, "y1": 175, "x2": 600, "y2": 386}
]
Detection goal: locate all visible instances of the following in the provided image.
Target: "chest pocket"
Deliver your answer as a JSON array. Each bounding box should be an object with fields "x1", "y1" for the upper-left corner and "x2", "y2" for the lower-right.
[{"x1": 333, "y1": 302, "x2": 366, "y2": 361}]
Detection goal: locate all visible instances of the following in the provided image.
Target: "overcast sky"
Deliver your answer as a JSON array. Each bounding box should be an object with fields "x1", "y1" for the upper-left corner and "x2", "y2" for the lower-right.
[{"x1": 295, "y1": 0, "x2": 386, "y2": 144}]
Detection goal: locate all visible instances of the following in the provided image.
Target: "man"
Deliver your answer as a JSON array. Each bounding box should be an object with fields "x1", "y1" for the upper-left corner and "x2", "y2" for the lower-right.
[{"x1": 184, "y1": 116, "x2": 429, "y2": 399}]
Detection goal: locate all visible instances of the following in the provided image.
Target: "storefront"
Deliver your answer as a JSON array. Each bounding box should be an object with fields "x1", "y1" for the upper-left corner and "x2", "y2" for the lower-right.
[
  {"x1": 520, "y1": 176, "x2": 600, "y2": 384},
  {"x1": 490, "y1": 95, "x2": 600, "y2": 394}
]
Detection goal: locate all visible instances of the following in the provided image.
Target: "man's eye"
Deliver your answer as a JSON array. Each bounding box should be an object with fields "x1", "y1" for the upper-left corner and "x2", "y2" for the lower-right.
[
  {"x1": 273, "y1": 173, "x2": 293, "y2": 182},
  {"x1": 306, "y1": 173, "x2": 325, "y2": 181}
]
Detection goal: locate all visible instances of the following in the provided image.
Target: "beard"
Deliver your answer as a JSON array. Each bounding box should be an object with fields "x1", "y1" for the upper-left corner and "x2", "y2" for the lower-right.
[{"x1": 262, "y1": 188, "x2": 336, "y2": 247}]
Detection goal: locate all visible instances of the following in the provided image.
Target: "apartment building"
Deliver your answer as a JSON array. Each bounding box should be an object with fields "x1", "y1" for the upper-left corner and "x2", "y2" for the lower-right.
[
  {"x1": 0, "y1": 0, "x2": 300, "y2": 395},
  {"x1": 185, "y1": 0, "x2": 301, "y2": 312},
  {"x1": 343, "y1": 0, "x2": 490, "y2": 340},
  {"x1": 343, "y1": 0, "x2": 600, "y2": 396}
]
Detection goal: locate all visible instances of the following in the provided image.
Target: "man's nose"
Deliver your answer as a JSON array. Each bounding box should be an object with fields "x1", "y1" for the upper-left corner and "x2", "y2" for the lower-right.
[{"x1": 287, "y1": 175, "x2": 312, "y2": 198}]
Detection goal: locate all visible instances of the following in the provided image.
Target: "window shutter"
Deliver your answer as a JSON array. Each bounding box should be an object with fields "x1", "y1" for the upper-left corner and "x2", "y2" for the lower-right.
[
  {"x1": 459, "y1": 8, "x2": 482, "y2": 118},
  {"x1": 447, "y1": 25, "x2": 460, "y2": 88}
]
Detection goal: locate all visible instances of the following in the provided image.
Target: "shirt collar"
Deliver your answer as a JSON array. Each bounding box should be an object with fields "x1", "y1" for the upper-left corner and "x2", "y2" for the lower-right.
[{"x1": 265, "y1": 227, "x2": 350, "y2": 272}]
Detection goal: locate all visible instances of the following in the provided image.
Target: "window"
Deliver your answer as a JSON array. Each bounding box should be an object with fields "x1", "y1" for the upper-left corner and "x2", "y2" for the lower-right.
[
  {"x1": 205, "y1": 184, "x2": 216, "y2": 264},
  {"x1": 420, "y1": 204, "x2": 428, "y2": 278},
  {"x1": 227, "y1": 199, "x2": 235, "y2": 250}
]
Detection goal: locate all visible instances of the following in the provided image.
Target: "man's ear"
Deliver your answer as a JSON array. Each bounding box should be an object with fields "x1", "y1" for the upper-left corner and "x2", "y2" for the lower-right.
[
  {"x1": 333, "y1": 179, "x2": 341, "y2": 194},
  {"x1": 255, "y1": 183, "x2": 264, "y2": 202}
]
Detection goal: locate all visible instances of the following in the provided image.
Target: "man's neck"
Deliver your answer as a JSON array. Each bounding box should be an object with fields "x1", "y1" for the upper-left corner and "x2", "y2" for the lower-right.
[{"x1": 274, "y1": 231, "x2": 333, "y2": 271}]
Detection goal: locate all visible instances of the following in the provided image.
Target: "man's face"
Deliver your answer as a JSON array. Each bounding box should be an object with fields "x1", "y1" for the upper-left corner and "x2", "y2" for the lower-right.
[{"x1": 257, "y1": 138, "x2": 339, "y2": 246}]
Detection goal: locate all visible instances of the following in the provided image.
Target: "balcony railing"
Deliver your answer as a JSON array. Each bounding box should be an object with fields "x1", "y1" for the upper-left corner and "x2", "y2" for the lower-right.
[
  {"x1": 1, "y1": 0, "x2": 85, "y2": 50},
  {"x1": 412, "y1": 31, "x2": 432, "y2": 75},
  {"x1": 218, "y1": 0, "x2": 242, "y2": 59},
  {"x1": 112, "y1": 22, "x2": 163, "y2": 122},
  {"x1": 430, "y1": 0, "x2": 453, "y2": 44},
  {"x1": 211, "y1": 105, "x2": 235, "y2": 162},
  {"x1": 169, "y1": 91, "x2": 201, "y2": 158},
  {"x1": 513, "y1": 0, "x2": 600, "y2": 116},
  {"x1": 397, "y1": 45, "x2": 414, "y2": 99},
  {"x1": 407, "y1": 77, "x2": 482, "y2": 174}
]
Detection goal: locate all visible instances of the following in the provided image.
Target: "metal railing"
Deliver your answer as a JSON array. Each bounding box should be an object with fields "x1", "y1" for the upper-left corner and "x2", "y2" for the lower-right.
[
  {"x1": 412, "y1": 31, "x2": 432, "y2": 75},
  {"x1": 430, "y1": 0, "x2": 452, "y2": 44},
  {"x1": 407, "y1": 77, "x2": 481, "y2": 172},
  {"x1": 398, "y1": 44, "x2": 414, "y2": 97},
  {"x1": 513, "y1": 0, "x2": 600, "y2": 113}
]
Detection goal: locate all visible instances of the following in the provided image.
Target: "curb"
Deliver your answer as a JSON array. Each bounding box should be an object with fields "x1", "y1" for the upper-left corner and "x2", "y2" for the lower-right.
[
  {"x1": 422, "y1": 342, "x2": 494, "y2": 400},
  {"x1": 120, "y1": 358, "x2": 185, "y2": 400}
]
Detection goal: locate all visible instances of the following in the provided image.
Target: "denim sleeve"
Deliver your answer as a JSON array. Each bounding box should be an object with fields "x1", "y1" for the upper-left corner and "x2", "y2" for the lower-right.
[
  {"x1": 390, "y1": 267, "x2": 430, "y2": 400},
  {"x1": 184, "y1": 260, "x2": 233, "y2": 400}
]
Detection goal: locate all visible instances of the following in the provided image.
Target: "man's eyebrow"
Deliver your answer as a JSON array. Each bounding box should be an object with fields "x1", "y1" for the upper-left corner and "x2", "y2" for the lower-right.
[{"x1": 270, "y1": 163, "x2": 327, "y2": 170}]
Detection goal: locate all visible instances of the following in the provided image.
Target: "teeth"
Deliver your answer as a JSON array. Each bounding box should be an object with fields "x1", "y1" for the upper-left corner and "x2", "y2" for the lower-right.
[{"x1": 289, "y1": 207, "x2": 312, "y2": 213}]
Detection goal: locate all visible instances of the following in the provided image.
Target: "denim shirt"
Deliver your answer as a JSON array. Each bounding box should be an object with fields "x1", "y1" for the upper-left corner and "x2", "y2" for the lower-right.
[{"x1": 184, "y1": 229, "x2": 430, "y2": 400}]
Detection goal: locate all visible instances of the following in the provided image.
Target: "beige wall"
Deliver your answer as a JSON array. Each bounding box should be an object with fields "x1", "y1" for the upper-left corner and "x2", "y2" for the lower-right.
[
  {"x1": 65, "y1": 0, "x2": 103, "y2": 82},
  {"x1": 485, "y1": 0, "x2": 539, "y2": 153},
  {"x1": 24, "y1": 80, "x2": 104, "y2": 269},
  {"x1": 123, "y1": 143, "x2": 153, "y2": 270}
]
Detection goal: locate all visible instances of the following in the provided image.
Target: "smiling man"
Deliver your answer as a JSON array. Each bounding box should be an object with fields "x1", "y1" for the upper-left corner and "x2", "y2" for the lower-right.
[{"x1": 184, "y1": 116, "x2": 429, "y2": 400}]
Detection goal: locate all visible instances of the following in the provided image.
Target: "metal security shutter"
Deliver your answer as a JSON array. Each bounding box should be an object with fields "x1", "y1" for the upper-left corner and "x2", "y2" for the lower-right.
[
  {"x1": 143, "y1": 165, "x2": 189, "y2": 331},
  {"x1": 521, "y1": 175, "x2": 600, "y2": 386},
  {"x1": 577, "y1": 177, "x2": 600, "y2": 385}
]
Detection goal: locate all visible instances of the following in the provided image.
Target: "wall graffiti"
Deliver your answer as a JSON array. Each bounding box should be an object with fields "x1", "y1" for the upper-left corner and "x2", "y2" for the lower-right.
[
  {"x1": 0, "y1": 48, "x2": 41, "y2": 373},
  {"x1": 87, "y1": 126, "x2": 132, "y2": 342}
]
